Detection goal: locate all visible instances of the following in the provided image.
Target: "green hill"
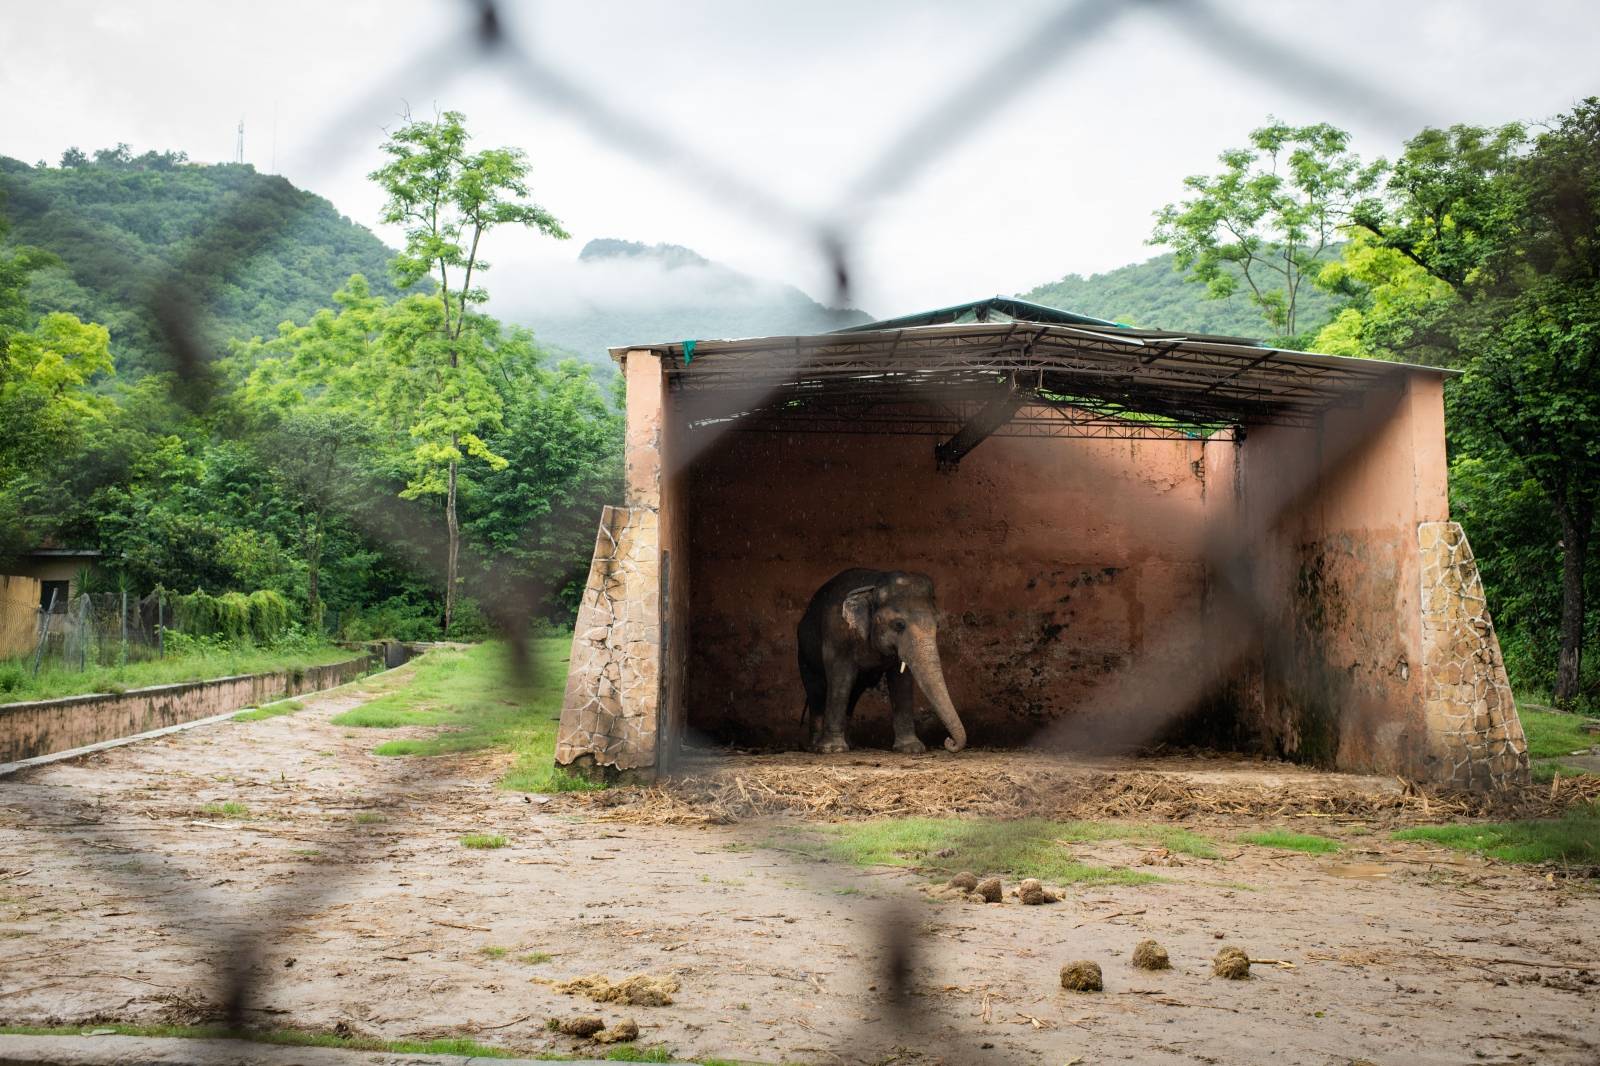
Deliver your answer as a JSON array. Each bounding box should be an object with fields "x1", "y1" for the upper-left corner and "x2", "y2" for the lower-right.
[
  {"x1": 1019, "y1": 250, "x2": 1344, "y2": 342},
  {"x1": 0, "y1": 149, "x2": 406, "y2": 375}
]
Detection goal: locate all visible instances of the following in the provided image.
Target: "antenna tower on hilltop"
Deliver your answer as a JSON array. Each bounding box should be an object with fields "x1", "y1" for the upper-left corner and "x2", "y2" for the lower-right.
[{"x1": 235, "y1": 119, "x2": 245, "y2": 164}]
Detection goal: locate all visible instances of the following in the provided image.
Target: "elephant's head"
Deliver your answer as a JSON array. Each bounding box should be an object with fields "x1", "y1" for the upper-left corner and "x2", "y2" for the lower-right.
[{"x1": 842, "y1": 572, "x2": 967, "y2": 752}]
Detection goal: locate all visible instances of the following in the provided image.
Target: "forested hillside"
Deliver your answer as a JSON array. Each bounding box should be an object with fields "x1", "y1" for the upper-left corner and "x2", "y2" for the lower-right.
[
  {"x1": 1020, "y1": 250, "x2": 1343, "y2": 341},
  {"x1": 1, "y1": 129, "x2": 619, "y2": 641},
  {"x1": 520, "y1": 238, "x2": 870, "y2": 362},
  {"x1": 0, "y1": 149, "x2": 405, "y2": 375}
]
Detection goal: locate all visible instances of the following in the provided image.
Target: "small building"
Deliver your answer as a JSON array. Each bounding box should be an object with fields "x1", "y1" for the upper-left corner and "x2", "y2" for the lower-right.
[
  {"x1": 554, "y1": 298, "x2": 1528, "y2": 792},
  {"x1": 8, "y1": 547, "x2": 103, "y2": 611}
]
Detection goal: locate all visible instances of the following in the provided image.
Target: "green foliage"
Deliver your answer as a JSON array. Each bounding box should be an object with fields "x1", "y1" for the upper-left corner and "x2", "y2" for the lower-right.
[
  {"x1": 1, "y1": 126, "x2": 622, "y2": 649},
  {"x1": 1345, "y1": 100, "x2": 1600, "y2": 706},
  {"x1": 171, "y1": 588, "x2": 291, "y2": 643},
  {"x1": 0, "y1": 151, "x2": 406, "y2": 376},
  {"x1": 1151, "y1": 119, "x2": 1383, "y2": 342},
  {"x1": 471, "y1": 357, "x2": 624, "y2": 621},
  {"x1": 0, "y1": 641, "x2": 352, "y2": 702},
  {"x1": 367, "y1": 110, "x2": 570, "y2": 635},
  {"x1": 1021, "y1": 249, "x2": 1344, "y2": 339},
  {"x1": 1393, "y1": 806, "x2": 1600, "y2": 866},
  {"x1": 1237, "y1": 830, "x2": 1343, "y2": 854},
  {"x1": 460, "y1": 833, "x2": 508, "y2": 849}
]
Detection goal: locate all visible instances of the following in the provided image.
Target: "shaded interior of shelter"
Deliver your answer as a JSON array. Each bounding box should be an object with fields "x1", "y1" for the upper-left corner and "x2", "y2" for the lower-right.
[{"x1": 642, "y1": 301, "x2": 1466, "y2": 781}]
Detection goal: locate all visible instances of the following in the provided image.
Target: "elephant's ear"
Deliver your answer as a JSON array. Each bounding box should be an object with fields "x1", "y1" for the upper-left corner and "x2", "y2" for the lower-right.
[{"x1": 841, "y1": 585, "x2": 877, "y2": 640}]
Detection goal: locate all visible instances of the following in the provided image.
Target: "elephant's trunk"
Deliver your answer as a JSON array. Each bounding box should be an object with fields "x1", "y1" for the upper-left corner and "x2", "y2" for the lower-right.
[{"x1": 905, "y1": 633, "x2": 966, "y2": 753}]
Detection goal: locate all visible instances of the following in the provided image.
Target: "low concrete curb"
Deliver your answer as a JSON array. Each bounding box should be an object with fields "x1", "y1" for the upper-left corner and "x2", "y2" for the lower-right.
[{"x1": 0, "y1": 1035, "x2": 698, "y2": 1066}]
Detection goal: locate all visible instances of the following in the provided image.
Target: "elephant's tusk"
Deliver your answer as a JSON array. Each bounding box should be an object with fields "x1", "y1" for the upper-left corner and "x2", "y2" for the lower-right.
[{"x1": 900, "y1": 661, "x2": 907, "y2": 673}]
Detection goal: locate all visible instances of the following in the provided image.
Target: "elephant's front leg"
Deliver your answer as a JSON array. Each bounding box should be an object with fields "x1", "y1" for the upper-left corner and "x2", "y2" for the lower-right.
[
  {"x1": 816, "y1": 659, "x2": 855, "y2": 754},
  {"x1": 888, "y1": 664, "x2": 926, "y2": 754}
]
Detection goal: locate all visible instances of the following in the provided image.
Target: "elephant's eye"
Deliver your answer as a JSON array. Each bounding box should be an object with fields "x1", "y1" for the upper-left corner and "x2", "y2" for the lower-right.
[{"x1": 892, "y1": 619, "x2": 907, "y2": 632}]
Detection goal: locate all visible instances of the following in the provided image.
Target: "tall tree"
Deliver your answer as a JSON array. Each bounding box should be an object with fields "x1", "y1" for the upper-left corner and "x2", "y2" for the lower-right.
[
  {"x1": 246, "y1": 409, "x2": 372, "y2": 629},
  {"x1": 368, "y1": 110, "x2": 569, "y2": 634},
  {"x1": 1152, "y1": 119, "x2": 1383, "y2": 342}
]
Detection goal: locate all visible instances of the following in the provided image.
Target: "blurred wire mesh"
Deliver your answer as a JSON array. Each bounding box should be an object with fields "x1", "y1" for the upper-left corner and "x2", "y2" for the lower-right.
[{"x1": 0, "y1": 0, "x2": 1450, "y2": 1061}]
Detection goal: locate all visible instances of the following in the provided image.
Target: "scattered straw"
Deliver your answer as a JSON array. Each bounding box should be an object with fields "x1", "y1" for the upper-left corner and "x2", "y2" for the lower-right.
[
  {"x1": 553, "y1": 750, "x2": 1596, "y2": 828},
  {"x1": 555, "y1": 972, "x2": 678, "y2": 1006}
]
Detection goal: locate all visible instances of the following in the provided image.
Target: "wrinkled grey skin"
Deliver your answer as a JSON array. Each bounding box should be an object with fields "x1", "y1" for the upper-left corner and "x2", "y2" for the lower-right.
[{"x1": 796, "y1": 568, "x2": 968, "y2": 754}]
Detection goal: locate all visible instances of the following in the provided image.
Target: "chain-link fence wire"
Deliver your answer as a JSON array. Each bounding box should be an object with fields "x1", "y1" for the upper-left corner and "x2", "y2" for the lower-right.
[
  {"x1": 19, "y1": 592, "x2": 168, "y2": 676},
  {"x1": 0, "y1": 0, "x2": 1460, "y2": 1060}
]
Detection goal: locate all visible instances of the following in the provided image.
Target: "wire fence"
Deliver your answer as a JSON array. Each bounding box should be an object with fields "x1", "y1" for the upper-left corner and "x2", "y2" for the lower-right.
[
  {"x1": 21, "y1": 591, "x2": 167, "y2": 676},
  {"x1": 0, "y1": 1, "x2": 1484, "y2": 1062}
]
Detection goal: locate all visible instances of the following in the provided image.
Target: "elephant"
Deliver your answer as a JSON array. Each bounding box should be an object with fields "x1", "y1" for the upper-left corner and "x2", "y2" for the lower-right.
[{"x1": 796, "y1": 568, "x2": 968, "y2": 754}]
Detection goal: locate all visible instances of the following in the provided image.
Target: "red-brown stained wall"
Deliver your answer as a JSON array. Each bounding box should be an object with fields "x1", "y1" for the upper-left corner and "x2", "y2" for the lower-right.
[
  {"x1": 680, "y1": 407, "x2": 1218, "y2": 749},
  {"x1": 1232, "y1": 374, "x2": 1449, "y2": 776}
]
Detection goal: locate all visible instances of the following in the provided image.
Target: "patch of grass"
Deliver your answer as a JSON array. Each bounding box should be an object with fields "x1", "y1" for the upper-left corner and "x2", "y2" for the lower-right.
[
  {"x1": 0, "y1": 645, "x2": 354, "y2": 704},
  {"x1": 1532, "y1": 762, "x2": 1592, "y2": 784},
  {"x1": 351, "y1": 812, "x2": 388, "y2": 825},
  {"x1": 1519, "y1": 707, "x2": 1597, "y2": 760},
  {"x1": 331, "y1": 640, "x2": 595, "y2": 794},
  {"x1": 461, "y1": 833, "x2": 508, "y2": 850},
  {"x1": 199, "y1": 801, "x2": 250, "y2": 819},
  {"x1": 478, "y1": 945, "x2": 509, "y2": 959},
  {"x1": 1393, "y1": 806, "x2": 1600, "y2": 866},
  {"x1": 604, "y1": 1047, "x2": 675, "y2": 1063},
  {"x1": 0, "y1": 1024, "x2": 522, "y2": 1059},
  {"x1": 781, "y1": 817, "x2": 1195, "y2": 885},
  {"x1": 234, "y1": 700, "x2": 305, "y2": 722},
  {"x1": 1238, "y1": 830, "x2": 1343, "y2": 854},
  {"x1": 520, "y1": 951, "x2": 553, "y2": 964},
  {"x1": 503, "y1": 762, "x2": 607, "y2": 792},
  {"x1": 330, "y1": 703, "x2": 452, "y2": 729}
]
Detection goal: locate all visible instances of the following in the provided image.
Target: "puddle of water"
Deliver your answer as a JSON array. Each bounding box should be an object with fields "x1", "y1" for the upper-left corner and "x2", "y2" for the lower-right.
[{"x1": 1325, "y1": 862, "x2": 1393, "y2": 880}]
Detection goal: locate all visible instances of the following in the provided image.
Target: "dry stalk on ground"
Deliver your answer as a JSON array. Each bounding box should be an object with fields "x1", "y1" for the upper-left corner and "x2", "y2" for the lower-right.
[{"x1": 556, "y1": 753, "x2": 1600, "y2": 827}]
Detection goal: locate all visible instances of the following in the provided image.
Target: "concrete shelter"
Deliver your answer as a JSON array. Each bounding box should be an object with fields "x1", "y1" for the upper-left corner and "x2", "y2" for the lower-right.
[{"x1": 554, "y1": 298, "x2": 1528, "y2": 791}]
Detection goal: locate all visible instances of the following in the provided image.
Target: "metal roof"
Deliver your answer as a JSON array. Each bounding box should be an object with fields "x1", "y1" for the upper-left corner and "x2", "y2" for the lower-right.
[
  {"x1": 611, "y1": 301, "x2": 1452, "y2": 441},
  {"x1": 831, "y1": 295, "x2": 1122, "y2": 332}
]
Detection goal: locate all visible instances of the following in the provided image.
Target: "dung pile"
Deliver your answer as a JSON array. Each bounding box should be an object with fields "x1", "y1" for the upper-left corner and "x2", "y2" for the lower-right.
[
  {"x1": 555, "y1": 1017, "x2": 604, "y2": 1037},
  {"x1": 1016, "y1": 878, "x2": 1058, "y2": 905},
  {"x1": 594, "y1": 1019, "x2": 639, "y2": 1044},
  {"x1": 1059, "y1": 960, "x2": 1103, "y2": 992},
  {"x1": 1132, "y1": 939, "x2": 1171, "y2": 970},
  {"x1": 549, "y1": 1014, "x2": 639, "y2": 1044},
  {"x1": 1213, "y1": 946, "x2": 1251, "y2": 979}
]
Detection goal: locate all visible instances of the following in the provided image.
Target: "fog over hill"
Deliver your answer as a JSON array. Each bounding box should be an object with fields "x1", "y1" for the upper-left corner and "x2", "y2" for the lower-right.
[{"x1": 499, "y1": 238, "x2": 872, "y2": 370}]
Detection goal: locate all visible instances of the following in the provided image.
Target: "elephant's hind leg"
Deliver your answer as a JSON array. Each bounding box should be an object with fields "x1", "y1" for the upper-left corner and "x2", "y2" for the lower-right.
[
  {"x1": 801, "y1": 668, "x2": 827, "y2": 751},
  {"x1": 815, "y1": 659, "x2": 855, "y2": 754}
]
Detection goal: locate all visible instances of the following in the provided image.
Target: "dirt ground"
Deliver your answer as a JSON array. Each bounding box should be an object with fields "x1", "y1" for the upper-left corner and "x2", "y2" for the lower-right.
[{"x1": 2, "y1": 667, "x2": 1598, "y2": 1065}]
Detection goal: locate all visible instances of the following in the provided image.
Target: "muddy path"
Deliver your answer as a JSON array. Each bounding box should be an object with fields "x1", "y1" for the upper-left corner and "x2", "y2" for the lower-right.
[{"x1": 1, "y1": 670, "x2": 1597, "y2": 1064}]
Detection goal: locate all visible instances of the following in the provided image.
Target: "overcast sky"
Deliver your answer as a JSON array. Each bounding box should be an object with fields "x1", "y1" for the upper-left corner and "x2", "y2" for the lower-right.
[{"x1": 3, "y1": 0, "x2": 1597, "y2": 318}]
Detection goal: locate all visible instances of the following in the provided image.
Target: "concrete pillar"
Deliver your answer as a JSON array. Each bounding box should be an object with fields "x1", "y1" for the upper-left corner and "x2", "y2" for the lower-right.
[{"x1": 552, "y1": 351, "x2": 667, "y2": 780}]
